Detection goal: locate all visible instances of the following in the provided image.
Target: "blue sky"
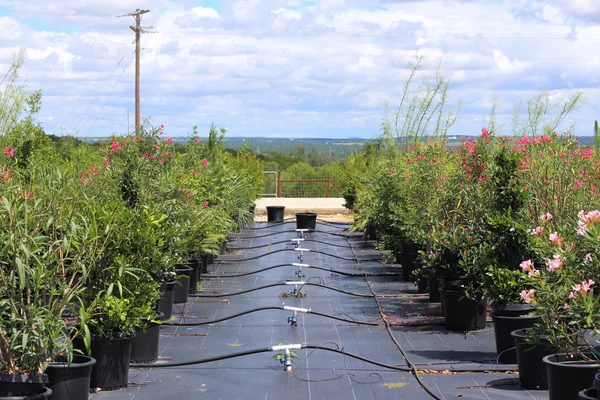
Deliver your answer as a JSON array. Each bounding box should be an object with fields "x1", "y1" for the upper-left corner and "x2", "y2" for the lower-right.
[{"x1": 0, "y1": 0, "x2": 599, "y2": 138}]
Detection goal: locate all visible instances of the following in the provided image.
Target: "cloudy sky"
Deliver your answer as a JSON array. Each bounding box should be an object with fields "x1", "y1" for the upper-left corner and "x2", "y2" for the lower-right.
[{"x1": 0, "y1": 0, "x2": 599, "y2": 138}]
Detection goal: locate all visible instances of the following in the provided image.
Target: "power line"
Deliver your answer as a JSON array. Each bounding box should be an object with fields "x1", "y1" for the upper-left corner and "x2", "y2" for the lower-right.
[
  {"x1": 73, "y1": 45, "x2": 133, "y2": 134},
  {"x1": 87, "y1": 50, "x2": 134, "y2": 136}
]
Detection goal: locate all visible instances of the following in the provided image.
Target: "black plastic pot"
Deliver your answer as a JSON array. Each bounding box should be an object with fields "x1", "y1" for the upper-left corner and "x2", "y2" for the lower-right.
[
  {"x1": 544, "y1": 353, "x2": 600, "y2": 400},
  {"x1": 249, "y1": 204, "x2": 256, "y2": 217},
  {"x1": 428, "y1": 277, "x2": 440, "y2": 302},
  {"x1": 491, "y1": 313, "x2": 539, "y2": 363},
  {"x1": 158, "y1": 280, "x2": 176, "y2": 320},
  {"x1": 74, "y1": 335, "x2": 134, "y2": 391},
  {"x1": 580, "y1": 388, "x2": 597, "y2": 399},
  {"x1": 130, "y1": 312, "x2": 165, "y2": 364},
  {"x1": 266, "y1": 206, "x2": 285, "y2": 222},
  {"x1": 491, "y1": 303, "x2": 534, "y2": 317},
  {"x1": 199, "y1": 254, "x2": 209, "y2": 275},
  {"x1": 440, "y1": 278, "x2": 468, "y2": 291},
  {"x1": 46, "y1": 354, "x2": 95, "y2": 400},
  {"x1": 185, "y1": 257, "x2": 200, "y2": 295},
  {"x1": 0, "y1": 374, "x2": 49, "y2": 398},
  {"x1": 207, "y1": 254, "x2": 214, "y2": 265},
  {"x1": 511, "y1": 328, "x2": 553, "y2": 390},
  {"x1": 0, "y1": 387, "x2": 52, "y2": 399},
  {"x1": 398, "y1": 244, "x2": 421, "y2": 282},
  {"x1": 440, "y1": 289, "x2": 487, "y2": 331},
  {"x1": 364, "y1": 223, "x2": 378, "y2": 241},
  {"x1": 219, "y1": 240, "x2": 228, "y2": 255},
  {"x1": 173, "y1": 266, "x2": 192, "y2": 304},
  {"x1": 296, "y1": 213, "x2": 317, "y2": 230},
  {"x1": 417, "y1": 277, "x2": 428, "y2": 294}
]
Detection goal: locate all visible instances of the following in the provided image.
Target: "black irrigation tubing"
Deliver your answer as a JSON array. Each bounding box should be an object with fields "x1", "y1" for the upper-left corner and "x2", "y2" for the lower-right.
[
  {"x1": 161, "y1": 305, "x2": 439, "y2": 328},
  {"x1": 130, "y1": 344, "x2": 412, "y2": 372},
  {"x1": 229, "y1": 238, "x2": 354, "y2": 250},
  {"x1": 200, "y1": 263, "x2": 402, "y2": 278},
  {"x1": 342, "y1": 232, "x2": 443, "y2": 400},
  {"x1": 216, "y1": 248, "x2": 381, "y2": 263},
  {"x1": 189, "y1": 282, "x2": 374, "y2": 298}
]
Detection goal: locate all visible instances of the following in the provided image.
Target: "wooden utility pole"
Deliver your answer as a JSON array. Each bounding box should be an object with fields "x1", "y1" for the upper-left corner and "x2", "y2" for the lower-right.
[{"x1": 118, "y1": 9, "x2": 152, "y2": 135}]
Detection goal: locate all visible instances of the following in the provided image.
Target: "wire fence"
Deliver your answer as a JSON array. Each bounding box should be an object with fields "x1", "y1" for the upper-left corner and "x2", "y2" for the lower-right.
[{"x1": 261, "y1": 172, "x2": 343, "y2": 198}]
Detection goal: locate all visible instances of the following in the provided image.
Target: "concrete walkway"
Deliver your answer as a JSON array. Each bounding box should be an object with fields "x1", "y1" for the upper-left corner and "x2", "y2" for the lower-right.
[{"x1": 254, "y1": 197, "x2": 349, "y2": 215}]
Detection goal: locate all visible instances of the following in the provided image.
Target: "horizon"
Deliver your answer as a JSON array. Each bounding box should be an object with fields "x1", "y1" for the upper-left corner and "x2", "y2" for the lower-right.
[{"x1": 1, "y1": 1, "x2": 599, "y2": 138}]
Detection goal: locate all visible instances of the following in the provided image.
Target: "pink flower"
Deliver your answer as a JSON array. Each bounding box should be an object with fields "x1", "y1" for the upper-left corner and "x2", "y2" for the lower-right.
[
  {"x1": 202, "y1": 158, "x2": 208, "y2": 168},
  {"x1": 194, "y1": 138, "x2": 200, "y2": 143},
  {"x1": 417, "y1": 155, "x2": 425, "y2": 161},
  {"x1": 546, "y1": 254, "x2": 564, "y2": 272},
  {"x1": 203, "y1": 201, "x2": 209, "y2": 208},
  {"x1": 481, "y1": 127, "x2": 489, "y2": 137},
  {"x1": 387, "y1": 169, "x2": 393, "y2": 174},
  {"x1": 539, "y1": 213, "x2": 553, "y2": 221},
  {"x1": 563, "y1": 303, "x2": 570, "y2": 310},
  {"x1": 3, "y1": 147, "x2": 15, "y2": 158},
  {"x1": 528, "y1": 269, "x2": 540, "y2": 277},
  {"x1": 166, "y1": 137, "x2": 173, "y2": 145},
  {"x1": 574, "y1": 180, "x2": 583, "y2": 188},
  {"x1": 520, "y1": 289, "x2": 536, "y2": 304},
  {"x1": 110, "y1": 141, "x2": 121, "y2": 152},
  {"x1": 530, "y1": 226, "x2": 544, "y2": 236},
  {"x1": 104, "y1": 159, "x2": 110, "y2": 167},
  {"x1": 549, "y1": 232, "x2": 563, "y2": 247},
  {"x1": 582, "y1": 279, "x2": 595, "y2": 292},
  {"x1": 478, "y1": 175, "x2": 487, "y2": 183},
  {"x1": 193, "y1": 170, "x2": 198, "y2": 176},
  {"x1": 585, "y1": 253, "x2": 593, "y2": 263},
  {"x1": 519, "y1": 260, "x2": 533, "y2": 273}
]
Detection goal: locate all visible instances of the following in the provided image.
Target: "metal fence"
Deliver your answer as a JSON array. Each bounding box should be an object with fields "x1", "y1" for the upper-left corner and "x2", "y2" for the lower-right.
[{"x1": 261, "y1": 171, "x2": 343, "y2": 198}]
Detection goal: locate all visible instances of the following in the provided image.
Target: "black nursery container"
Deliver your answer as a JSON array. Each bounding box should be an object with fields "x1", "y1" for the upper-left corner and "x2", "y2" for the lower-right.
[
  {"x1": 544, "y1": 353, "x2": 600, "y2": 400},
  {"x1": 74, "y1": 335, "x2": 134, "y2": 391},
  {"x1": 130, "y1": 312, "x2": 166, "y2": 364},
  {"x1": 158, "y1": 280, "x2": 176, "y2": 320},
  {"x1": 296, "y1": 213, "x2": 317, "y2": 230},
  {"x1": 266, "y1": 206, "x2": 285, "y2": 222},
  {"x1": 428, "y1": 277, "x2": 440, "y2": 302},
  {"x1": 46, "y1": 354, "x2": 96, "y2": 400},
  {"x1": 440, "y1": 289, "x2": 487, "y2": 331},
  {"x1": 0, "y1": 374, "x2": 51, "y2": 399},
  {"x1": 491, "y1": 306, "x2": 538, "y2": 364},
  {"x1": 185, "y1": 257, "x2": 200, "y2": 295},
  {"x1": 511, "y1": 328, "x2": 553, "y2": 390},
  {"x1": 173, "y1": 266, "x2": 192, "y2": 304},
  {"x1": 398, "y1": 244, "x2": 421, "y2": 282}
]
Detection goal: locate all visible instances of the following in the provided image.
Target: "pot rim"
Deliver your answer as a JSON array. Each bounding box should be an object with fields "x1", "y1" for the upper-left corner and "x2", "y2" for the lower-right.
[
  {"x1": 542, "y1": 353, "x2": 600, "y2": 368},
  {"x1": 47, "y1": 354, "x2": 96, "y2": 369},
  {"x1": 266, "y1": 205, "x2": 285, "y2": 209},
  {"x1": 175, "y1": 266, "x2": 193, "y2": 273},
  {"x1": 0, "y1": 373, "x2": 48, "y2": 384},
  {"x1": 490, "y1": 313, "x2": 540, "y2": 321}
]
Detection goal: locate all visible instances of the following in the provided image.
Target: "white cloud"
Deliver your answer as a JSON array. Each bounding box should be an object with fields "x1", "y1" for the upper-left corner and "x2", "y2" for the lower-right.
[{"x1": 0, "y1": 0, "x2": 596, "y2": 138}]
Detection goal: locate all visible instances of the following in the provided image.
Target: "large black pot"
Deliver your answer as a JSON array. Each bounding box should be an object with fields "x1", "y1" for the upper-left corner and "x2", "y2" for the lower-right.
[
  {"x1": 491, "y1": 312, "x2": 538, "y2": 363},
  {"x1": 219, "y1": 240, "x2": 228, "y2": 255},
  {"x1": 511, "y1": 328, "x2": 554, "y2": 390},
  {"x1": 296, "y1": 213, "x2": 317, "y2": 230},
  {"x1": 158, "y1": 280, "x2": 176, "y2": 320},
  {"x1": 46, "y1": 355, "x2": 95, "y2": 400},
  {"x1": 199, "y1": 254, "x2": 209, "y2": 275},
  {"x1": 364, "y1": 223, "x2": 378, "y2": 241},
  {"x1": 266, "y1": 206, "x2": 285, "y2": 222},
  {"x1": 207, "y1": 254, "x2": 214, "y2": 265},
  {"x1": 173, "y1": 266, "x2": 192, "y2": 304},
  {"x1": 440, "y1": 289, "x2": 487, "y2": 331},
  {"x1": 249, "y1": 204, "x2": 256, "y2": 217},
  {"x1": 0, "y1": 374, "x2": 50, "y2": 398},
  {"x1": 428, "y1": 277, "x2": 440, "y2": 302},
  {"x1": 417, "y1": 277, "x2": 428, "y2": 294},
  {"x1": 544, "y1": 353, "x2": 600, "y2": 400},
  {"x1": 398, "y1": 244, "x2": 421, "y2": 282},
  {"x1": 130, "y1": 312, "x2": 165, "y2": 364},
  {"x1": 184, "y1": 257, "x2": 200, "y2": 295},
  {"x1": 74, "y1": 335, "x2": 134, "y2": 391}
]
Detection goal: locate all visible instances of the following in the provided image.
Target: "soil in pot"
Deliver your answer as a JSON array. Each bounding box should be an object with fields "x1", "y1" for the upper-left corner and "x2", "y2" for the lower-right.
[
  {"x1": 173, "y1": 266, "x2": 192, "y2": 304},
  {"x1": 296, "y1": 213, "x2": 317, "y2": 230},
  {"x1": 543, "y1": 353, "x2": 600, "y2": 400},
  {"x1": 440, "y1": 289, "x2": 487, "y2": 331},
  {"x1": 511, "y1": 328, "x2": 554, "y2": 390},
  {"x1": 74, "y1": 335, "x2": 134, "y2": 391},
  {"x1": 0, "y1": 374, "x2": 49, "y2": 398},
  {"x1": 428, "y1": 277, "x2": 440, "y2": 302},
  {"x1": 46, "y1": 354, "x2": 96, "y2": 400},
  {"x1": 266, "y1": 206, "x2": 285, "y2": 222},
  {"x1": 130, "y1": 312, "x2": 166, "y2": 364},
  {"x1": 491, "y1": 312, "x2": 539, "y2": 364},
  {"x1": 157, "y1": 280, "x2": 176, "y2": 320}
]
